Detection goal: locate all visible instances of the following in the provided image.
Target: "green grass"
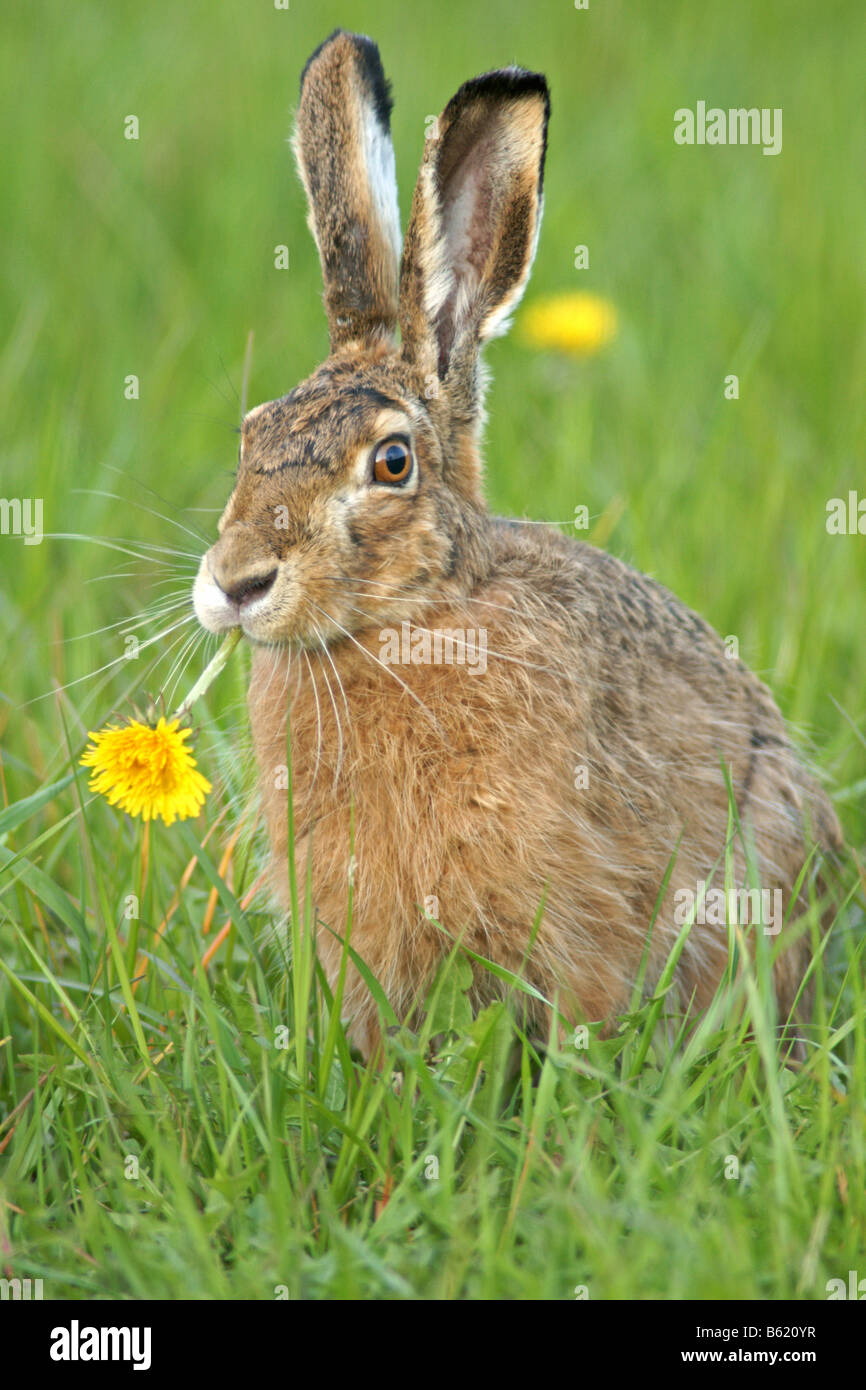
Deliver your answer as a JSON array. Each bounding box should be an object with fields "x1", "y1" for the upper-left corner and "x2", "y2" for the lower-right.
[{"x1": 1, "y1": 0, "x2": 864, "y2": 1300}]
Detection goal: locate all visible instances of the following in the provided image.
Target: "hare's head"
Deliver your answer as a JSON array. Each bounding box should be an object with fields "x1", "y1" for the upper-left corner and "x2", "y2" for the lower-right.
[{"x1": 193, "y1": 30, "x2": 549, "y2": 646}]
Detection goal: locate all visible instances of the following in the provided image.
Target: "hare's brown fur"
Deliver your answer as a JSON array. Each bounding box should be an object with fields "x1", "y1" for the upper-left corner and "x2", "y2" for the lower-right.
[
  {"x1": 247, "y1": 497, "x2": 840, "y2": 1056},
  {"x1": 193, "y1": 31, "x2": 841, "y2": 1057}
]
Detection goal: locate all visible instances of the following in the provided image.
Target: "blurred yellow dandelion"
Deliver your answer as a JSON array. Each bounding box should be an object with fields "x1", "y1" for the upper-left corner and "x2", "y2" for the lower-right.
[
  {"x1": 81, "y1": 717, "x2": 211, "y2": 825},
  {"x1": 520, "y1": 291, "x2": 618, "y2": 356},
  {"x1": 80, "y1": 627, "x2": 241, "y2": 825}
]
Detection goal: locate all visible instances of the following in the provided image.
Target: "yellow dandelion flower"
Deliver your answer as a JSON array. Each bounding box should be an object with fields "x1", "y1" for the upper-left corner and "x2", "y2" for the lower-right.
[
  {"x1": 81, "y1": 717, "x2": 212, "y2": 825},
  {"x1": 520, "y1": 291, "x2": 618, "y2": 356},
  {"x1": 80, "y1": 628, "x2": 241, "y2": 826}
]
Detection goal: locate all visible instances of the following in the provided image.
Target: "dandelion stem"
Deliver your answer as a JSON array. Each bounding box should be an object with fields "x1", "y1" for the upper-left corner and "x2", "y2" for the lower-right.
[{"x1": 172, "y1": 628, "x2": 242, "y2": 723}]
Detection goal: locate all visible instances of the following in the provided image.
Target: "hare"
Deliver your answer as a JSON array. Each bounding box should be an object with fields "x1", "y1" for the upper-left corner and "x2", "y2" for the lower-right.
[{"x1": 193, "y1": 30, "x2": 841, "y2": 1058}]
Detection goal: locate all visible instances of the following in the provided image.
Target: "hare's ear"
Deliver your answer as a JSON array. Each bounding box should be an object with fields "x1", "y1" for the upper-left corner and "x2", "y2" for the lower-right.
[
  {"x1": 293, "y1": 30, "x2": 401, "y2": 350},
  {"x1": 399, "y1": 68, "x2": 549, "y2": 402}
]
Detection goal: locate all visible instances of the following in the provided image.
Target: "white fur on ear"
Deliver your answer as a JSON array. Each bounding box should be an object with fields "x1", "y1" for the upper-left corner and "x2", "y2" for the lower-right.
[
  {"x1": 404, "y1": 73, "x2": 548, "y2": 379},
  {"x1": 417, "y1": 165, "x2": 457, "y2": 331},
  {"x1": 360, "y1": 101, "x2": 402, "y2": 268},
  {"x1": 291, "y1": 30, "x2": 403, "y2": 345}
]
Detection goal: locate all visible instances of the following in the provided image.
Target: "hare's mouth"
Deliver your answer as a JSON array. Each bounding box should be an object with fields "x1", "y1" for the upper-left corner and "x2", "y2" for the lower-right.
[
  {"x1": 232, "y1": 571, "x2": 278, "y2": 607},
  {"x1": 192, "y1": 556, "x2": 279, "y2": 637}
]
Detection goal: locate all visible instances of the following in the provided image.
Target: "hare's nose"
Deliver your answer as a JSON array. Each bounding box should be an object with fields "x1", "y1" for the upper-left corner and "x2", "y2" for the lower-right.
[{"x1": 216, "y1": 567, "x2": 277, "y2": 607}]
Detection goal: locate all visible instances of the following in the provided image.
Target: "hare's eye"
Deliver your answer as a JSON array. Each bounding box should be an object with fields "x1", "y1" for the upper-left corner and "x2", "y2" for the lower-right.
[{"x1": 372, "y1": 438, "x2": 413, "y2": 486}]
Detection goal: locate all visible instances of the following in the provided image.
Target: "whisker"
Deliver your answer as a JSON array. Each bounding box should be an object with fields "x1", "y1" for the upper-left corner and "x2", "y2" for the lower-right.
[
  {"x1": 326, "y1": 575, "x2": 530, "y2": 620},
  {"x1": 308, "y1": 601, "x2": 446, "y2": 738},
  {"x1": 280, "y1": 642, "x2": 300, "y2": 706},
  {"x1": 164, "y1": 627, "x2": 208, "y2": 710},
  {"x1": 239, "y1": 330, "x2": 254, "y2": 419},
  {"x1": 256, "y1": 643, "x2": 280, "y2": 710},
  {"x1": 302, "y1": 648, "x2": 324, "y2": 792},
  {"x1": 21, "y1": 614, "x2": 197, "y2": 706},
  {"x1": 58, "y1": 597, "x2": 192, "y2": 645},
  {"x1": 315, "y1": 619, "x2": 352, "y2": 728},
  {"x1": 340, "y1": 600, "x2": 570, "y2": 681},
  {"x1": 86, "y1": 571, "x2": 197, "y2": 590},
  {"x1": 146, "y1": 622, "x2": 204, "y2": 712},
  {"x1": 97, "y1": 462, "x2": 212, "y2": 544},
  {"x1": 45, "y1": 533, "x2": 197, "y2": 570},
  {"x1": 310, "y1": 621, "x2": 344, "y2": 785},
  {"x1": 72, "y1": 490, "x2": 206, "y2": 555},
  {"x1": 36, "y1": 621, "x2": 209, "y2": 782},
  {"x1": 217, "y1": 350, "x2": 243, "y2": 413}
]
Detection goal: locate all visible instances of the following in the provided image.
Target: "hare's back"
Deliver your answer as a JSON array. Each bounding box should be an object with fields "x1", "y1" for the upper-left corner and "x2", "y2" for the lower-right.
[{"x1": 483, "y1": 518, "x2": 841, "y2": 861}]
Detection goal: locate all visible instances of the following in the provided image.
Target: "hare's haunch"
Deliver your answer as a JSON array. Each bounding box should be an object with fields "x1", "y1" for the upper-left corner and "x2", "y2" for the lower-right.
[{"x1": 193, "y1": 30, "x2": 841, "y2": 1057}]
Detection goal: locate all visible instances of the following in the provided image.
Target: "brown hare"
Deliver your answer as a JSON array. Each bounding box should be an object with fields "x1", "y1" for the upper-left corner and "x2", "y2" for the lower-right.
[{"x1": 193, "y1": 29, "x2": 841, "y2": 1058}]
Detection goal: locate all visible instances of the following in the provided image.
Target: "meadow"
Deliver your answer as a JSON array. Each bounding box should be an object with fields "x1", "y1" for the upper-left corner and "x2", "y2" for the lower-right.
[{"x1": 0, "y1": 0, "x2": 864, "y2": 1300}]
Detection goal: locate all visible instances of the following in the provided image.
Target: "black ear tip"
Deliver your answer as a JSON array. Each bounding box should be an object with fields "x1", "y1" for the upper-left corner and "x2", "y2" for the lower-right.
[
  {"x1": 438, "y1": 67, "x2": 550, "y2": 189},
  {"x1": 299, "y1": 30, "x2": 393, "y2": 129},
  {"x1": 448, "y1": 66, "x2": 550, "y2": 117},
  {"x1": 499, "y1": 66, "x2": 550, "y2": 101},
  {"x1": 354, "y1": 34, "x2": 394, "y2": 130}
]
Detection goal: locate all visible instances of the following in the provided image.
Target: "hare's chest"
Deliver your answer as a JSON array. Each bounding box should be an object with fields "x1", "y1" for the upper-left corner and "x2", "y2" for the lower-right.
[
  {"x1": 248, "y1": 642, "x2": 436, "y2": 905},
  {"x1": 247, "y1": 636, "x2": 542, "y2": 923}
]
